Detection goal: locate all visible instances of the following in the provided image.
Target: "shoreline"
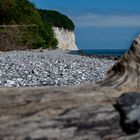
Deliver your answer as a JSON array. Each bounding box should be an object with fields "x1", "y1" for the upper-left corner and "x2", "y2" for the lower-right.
[
  {"x1": 0, "y1": 48, "x2": 122, "y2": 60},
  {"x1": 67, "y1": 50, "x2": 122, "y2": 60}
]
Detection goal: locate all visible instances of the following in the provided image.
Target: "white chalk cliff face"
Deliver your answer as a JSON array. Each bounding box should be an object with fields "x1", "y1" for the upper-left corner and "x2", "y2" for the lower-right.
[{"x1": 53, "y1": 27, "x2": 78, "y2": 50}]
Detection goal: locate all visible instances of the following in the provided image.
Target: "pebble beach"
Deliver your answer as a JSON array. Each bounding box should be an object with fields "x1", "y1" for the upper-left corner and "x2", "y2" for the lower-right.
[{"x1": 0, "y1": 50, "x2": 115, "y2": 87}]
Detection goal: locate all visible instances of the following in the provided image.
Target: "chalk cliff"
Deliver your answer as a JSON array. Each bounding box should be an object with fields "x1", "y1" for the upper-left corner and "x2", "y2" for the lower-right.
[{"x1": 53, "y1": 27, "x2": 78, "y2": 50}]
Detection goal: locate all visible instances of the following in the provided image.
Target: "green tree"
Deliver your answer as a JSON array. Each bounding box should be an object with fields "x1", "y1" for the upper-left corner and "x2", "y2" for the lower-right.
[
  {"x1": 0, "y1": 0, "x2": 16, "y2": 24},
  {"x1": 38, "y1": 9, "x2": 75, "y2": 31}
]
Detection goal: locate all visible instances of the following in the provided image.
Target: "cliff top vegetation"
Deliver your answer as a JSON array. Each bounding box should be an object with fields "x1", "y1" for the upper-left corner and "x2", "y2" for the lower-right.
[{"x1": 38, "y1": 9, "x2": 75, "y2": 31}]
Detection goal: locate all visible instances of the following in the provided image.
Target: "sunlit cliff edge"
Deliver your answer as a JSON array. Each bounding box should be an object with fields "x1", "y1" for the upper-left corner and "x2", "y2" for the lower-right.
[{"x1": 53, "y1": 27, "x2": 78, "y2": 50}]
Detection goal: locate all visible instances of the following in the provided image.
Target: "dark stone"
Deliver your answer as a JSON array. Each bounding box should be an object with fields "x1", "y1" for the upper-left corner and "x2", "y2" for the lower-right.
[
  {"x1": 114, "y1": 92, "x2": 140, "y2": 134},
  {"x1": 114, "y1": 57, "x2": 119, "y2": 61}
]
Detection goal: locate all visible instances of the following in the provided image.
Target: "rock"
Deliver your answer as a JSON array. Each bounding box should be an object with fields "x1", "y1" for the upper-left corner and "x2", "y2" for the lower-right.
[
  {"x1": 0, "y1": 86, "x2": 120, "y2": 139},
  {"x1": 0, "y1": 50, "x2": 115, "y2": 87},
  {"x1": 115, "y1": 92, "x2": 140, "y2": 134},
  {"x1": 0, "y1": 85, "x2": 140, "y2": 140}
]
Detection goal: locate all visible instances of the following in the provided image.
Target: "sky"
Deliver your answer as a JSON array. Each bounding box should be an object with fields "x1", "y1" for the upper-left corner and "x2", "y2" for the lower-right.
[{"x1": 31, "y1": 0, "x2": 140, "y2": 50}]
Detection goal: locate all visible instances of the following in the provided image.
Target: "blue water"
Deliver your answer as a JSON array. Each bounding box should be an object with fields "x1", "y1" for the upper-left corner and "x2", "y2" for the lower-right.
[
  {"x1": 70, "y1": 49, "x2": 127, "y2": 56},
  {"x1": 73, "y1": 24, "x2": 139, "y2": 56},
  {"x1": 80, "y1": 49, "x2": 127, "y2": 56}
]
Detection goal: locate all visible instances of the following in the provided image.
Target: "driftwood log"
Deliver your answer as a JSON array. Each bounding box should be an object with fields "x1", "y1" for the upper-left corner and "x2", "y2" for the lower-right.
[
  {"x1": 1, "y1": 35, "x2": 140, "y2": 140},
  {"x1": 98, "y1": 34, "x2": 140, "y2": 88}
]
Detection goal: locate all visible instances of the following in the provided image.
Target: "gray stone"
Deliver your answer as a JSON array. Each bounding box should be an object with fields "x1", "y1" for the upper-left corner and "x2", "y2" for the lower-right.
[
  {"x1": 115, "y1": 92, "x2": 140, "y2": 134},
  {"x1": 0, "y1": 50, "x2": 115, "y2": 87}
]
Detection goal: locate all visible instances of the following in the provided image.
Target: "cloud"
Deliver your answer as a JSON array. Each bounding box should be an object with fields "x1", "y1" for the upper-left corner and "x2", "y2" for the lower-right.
[{"x1": 72, "y1": 13, "x2": 140, "y2": 27}]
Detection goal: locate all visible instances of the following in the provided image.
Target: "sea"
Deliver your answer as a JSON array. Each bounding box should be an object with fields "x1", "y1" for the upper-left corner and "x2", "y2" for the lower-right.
[{"x1": 70, "y1": 49, "x2": 127, "y2": 57}]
